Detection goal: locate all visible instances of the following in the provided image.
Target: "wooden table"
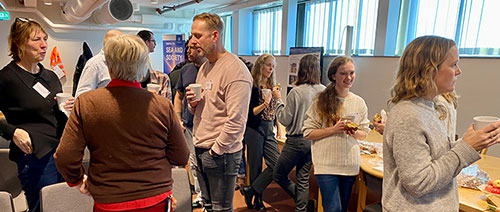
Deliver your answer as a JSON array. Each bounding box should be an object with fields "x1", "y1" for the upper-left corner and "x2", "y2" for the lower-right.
[
  {"x1": 458, "y1": 155, "x2": 500, "y2": 212},
  {"x1": 357, "y1": 130, "x2": 383, "y2": 212},
  {"x1": 359, "y1": 141, "x2": 500, "y2": 212}
]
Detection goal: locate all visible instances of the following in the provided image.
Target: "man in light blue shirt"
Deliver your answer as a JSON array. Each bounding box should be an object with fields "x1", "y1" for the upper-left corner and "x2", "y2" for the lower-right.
[{"x1": 75, "y1": 29, "x2": 122, "y2": 97}]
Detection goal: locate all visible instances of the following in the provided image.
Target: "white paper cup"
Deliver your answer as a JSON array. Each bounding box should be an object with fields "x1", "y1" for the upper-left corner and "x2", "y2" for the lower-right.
[
  {"x1": 56, "y1": 93, "x2": 72, "y2": 106},
  {"x1": 146, "y1": 84, "x2": 160, "y2": 93},
  {"x1": 473, "y1": 116, "x2": 500, "y2": 130},
  {"x1": 262, "y1": 89, "x2": 271, "y2": 96},
  {"x1": 189, "y1": 84, "x2": 202, "y2": 101}
]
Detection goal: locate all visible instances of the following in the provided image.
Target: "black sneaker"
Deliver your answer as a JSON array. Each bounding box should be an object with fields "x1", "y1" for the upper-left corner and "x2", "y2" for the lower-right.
[{"x1": 239, "y1": 186, "x2": 254, "y2": 209}]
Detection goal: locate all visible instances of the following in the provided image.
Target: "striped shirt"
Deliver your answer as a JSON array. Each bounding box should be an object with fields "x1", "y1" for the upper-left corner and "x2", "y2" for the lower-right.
[{"x1": 150, "y1": 70, "x2": 172, "y2": 101}]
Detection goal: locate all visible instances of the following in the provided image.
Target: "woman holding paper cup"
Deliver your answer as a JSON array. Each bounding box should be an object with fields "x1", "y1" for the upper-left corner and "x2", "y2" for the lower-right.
[
  {"x1": 302, "y1": 56, "x2": 369, "y2": 212},
  {"x1": 0, "y1": 17, "x2": 68, "y2": 212},
  {"x1": 382, "y1": 35, "x2": 500, "y2": 211},
  {"x1": 240, "y1": 54, "x2": 282, "y2": 211}
]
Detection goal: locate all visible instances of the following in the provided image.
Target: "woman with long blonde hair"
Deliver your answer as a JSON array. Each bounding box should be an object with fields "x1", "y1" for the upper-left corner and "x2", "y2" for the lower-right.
[
  {"x1": 240, "y1": 54, "x2": 282, "y2": 211},
  {"x1": 382, "y1": 35, "x2": 500, "y2": 211},
  {"x1": 303, "y1": 56, "x2": 369, "y2": 212}
]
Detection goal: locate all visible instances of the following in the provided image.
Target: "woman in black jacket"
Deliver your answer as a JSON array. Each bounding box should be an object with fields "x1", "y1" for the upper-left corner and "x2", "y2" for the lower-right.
[{"x1": 0, "y1": 17, "x2": 69, "y2": 212}]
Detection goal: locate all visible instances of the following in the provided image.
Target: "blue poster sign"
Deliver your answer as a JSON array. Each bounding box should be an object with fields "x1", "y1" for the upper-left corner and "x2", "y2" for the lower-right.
[{"x1": 162, "y1": 34, "x2": 185, "y2": 74}]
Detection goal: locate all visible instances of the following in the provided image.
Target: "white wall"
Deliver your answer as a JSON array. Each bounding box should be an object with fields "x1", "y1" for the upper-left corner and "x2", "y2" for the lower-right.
[
  {"x1": 351, "y1": 56, "x2": 500, "y2": 157},
  {"x1": 2, "y1": 11, "x2": 500, "y2": 157},
  {"x1": 241, "y1": 55, "x2": 500, "y2": 157},
  {"x1": 0, "y1": 11, "x2": 171, "y2": 93}
]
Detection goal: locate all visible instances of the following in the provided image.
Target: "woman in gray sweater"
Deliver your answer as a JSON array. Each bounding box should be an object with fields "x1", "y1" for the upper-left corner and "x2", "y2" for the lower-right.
[
  {"x1": 383, "y1": 35, "x2": 500, "y2": 211},
  {"x1": 273, "y1": 54, "x2": 325, "y2": 212}
]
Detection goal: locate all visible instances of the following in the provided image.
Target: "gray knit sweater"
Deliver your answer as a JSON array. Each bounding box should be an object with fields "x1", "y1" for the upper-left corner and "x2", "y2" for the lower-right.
[
  {"x1": 382, "y1": 98, "x2": 481, "y2": 212},
  {"x1": 276, "y1": 84, "x2": 325, "y2": 135}
]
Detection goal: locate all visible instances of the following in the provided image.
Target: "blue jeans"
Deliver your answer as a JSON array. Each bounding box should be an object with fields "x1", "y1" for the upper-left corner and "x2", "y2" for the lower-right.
[
  {"x1": 238, "y1": 138, "x2": 246, "y2": 177},
  {"x1": 16, "y1": 150, "x2": 64, "y2": 212},
  {"x1": 273, "y1": 136, "x2": 312, "y2": 212},
  {"x1": 316, "y1": 175, "x2": 357, "y2": 212},
  {"x1": 195, "y1": 148, "x2": 241, "y2": 212}
]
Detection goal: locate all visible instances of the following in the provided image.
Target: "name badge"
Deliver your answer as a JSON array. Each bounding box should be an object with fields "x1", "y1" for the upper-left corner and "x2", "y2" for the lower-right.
[
  {"x1": 205, "y1": 80, "x2": 213, "y2": 90},
  {"x1": 33, "y1": 82, "x2": 50, "y2": 98},
  {"x1": 344, "y1": 112, "x2": 359, "y2": 123}
]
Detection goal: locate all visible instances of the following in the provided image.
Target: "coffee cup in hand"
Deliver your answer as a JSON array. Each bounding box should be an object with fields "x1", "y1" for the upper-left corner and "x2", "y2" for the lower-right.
[
  {"x1": 56, "y1": 93, "x2": 72, "y2": 106},
  {"x1": 189, "y1": 84, "x2": 202, "y2": 101},
  {"x1": 56, "y1": 93, "x2": 72, "y2": 117},
  {"x1": 473, "y1": 116, "x2": 500, "y2": 130},
  {"x1": 146, "y1": 84, "x2": 160, "y2": 93},
  {"x1": 262, "y1": 89, "x2": 271, "y2": 96}
]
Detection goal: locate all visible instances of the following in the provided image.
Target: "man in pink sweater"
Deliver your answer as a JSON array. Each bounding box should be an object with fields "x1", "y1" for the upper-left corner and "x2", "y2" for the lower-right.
[{"x1": 187, "y1": 13, "x2": 252, "y2": 212}]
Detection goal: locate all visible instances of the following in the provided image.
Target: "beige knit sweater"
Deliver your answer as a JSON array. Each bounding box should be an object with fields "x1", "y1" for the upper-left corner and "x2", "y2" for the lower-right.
[{"x1": 302, "y1": 92, "x2": 370, "y2": 176}]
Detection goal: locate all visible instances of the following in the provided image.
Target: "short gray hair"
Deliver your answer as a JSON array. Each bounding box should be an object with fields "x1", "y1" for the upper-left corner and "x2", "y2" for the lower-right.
[{"x1": 104, "y1": 34, "x2": 149, "y2": 81}]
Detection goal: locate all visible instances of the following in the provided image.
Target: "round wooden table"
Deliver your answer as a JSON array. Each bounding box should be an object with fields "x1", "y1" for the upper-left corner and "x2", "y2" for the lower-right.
[{"x1": 359, "y1": 148, "x2": 500, "y2": 212}]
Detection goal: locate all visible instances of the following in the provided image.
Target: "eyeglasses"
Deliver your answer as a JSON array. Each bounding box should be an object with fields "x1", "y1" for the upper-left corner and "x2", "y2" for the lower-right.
[{"x1": 148, "y1": 39, "x2": 156, "y2": 44}]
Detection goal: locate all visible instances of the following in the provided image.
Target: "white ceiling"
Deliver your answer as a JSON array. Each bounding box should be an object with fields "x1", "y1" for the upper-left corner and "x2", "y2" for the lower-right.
[
  {"x1": 139, "y1": 0, "x2": 247, "y2": 12},
  {"x1": 2, "y1": 0, "x2": 280, "y2": 30}
]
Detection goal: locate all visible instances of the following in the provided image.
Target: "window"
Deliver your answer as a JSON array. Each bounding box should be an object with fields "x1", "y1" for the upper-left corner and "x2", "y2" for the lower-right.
[
  {"x1": 300, "y1": 0, "x2": 379, "y2": 55},
  {"x1": 252, "y1": 6, "x2": 282, "y2": 55},
  {"x1": 457, "y1": 0, "x2": 500, "y2": 55},
  {"x1": 221, "y1": 14, "x2": 233, "y2": 53},
  {"x1": 395, "y1": 0, "x2": 500, "y2": 56},
  {"x1": 415, "y1": 1, "x2": 459, "y2": 39}
]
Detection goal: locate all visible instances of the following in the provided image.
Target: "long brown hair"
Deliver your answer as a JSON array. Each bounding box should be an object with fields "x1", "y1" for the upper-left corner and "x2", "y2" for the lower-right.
[
  {"x1": 316, "y1": 56, "x2": 354, "y2": 126},
  {"x1": 296, "y1": 54, "x2": 320, "y2": 86},
  {"x1": 251, "y1": 54, "x2": 276, "y2": 88},
  {"x1": 390, "y1": 36, "x2": 456, "y2": 104}
]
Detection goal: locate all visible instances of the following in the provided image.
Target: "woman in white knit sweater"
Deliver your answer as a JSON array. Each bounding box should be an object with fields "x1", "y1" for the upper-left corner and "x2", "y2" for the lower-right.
[{"x1": 302, "y1": 56, "x2": 369, "y2": 212}]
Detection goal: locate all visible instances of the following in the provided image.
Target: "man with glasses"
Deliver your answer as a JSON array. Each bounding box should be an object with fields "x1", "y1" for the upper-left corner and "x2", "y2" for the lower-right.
[
  {"x1": 137, "y1": 30, "x2": 157, "y2": 52},
  {"x1": 137, "y1": 30, "x2": 172, "y2": 100}
]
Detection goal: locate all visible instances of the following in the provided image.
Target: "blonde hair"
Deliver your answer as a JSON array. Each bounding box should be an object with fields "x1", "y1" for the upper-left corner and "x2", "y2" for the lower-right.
[
  {"x1": 193, "y1": 13, "x2": 224, "y2": 37},
  {"x1": 390, "y1": 36, "x2": 456, "y2": 104},
  {"x1": 436, "y1": 91, "x2": 458, "y2": 120},
  {"x1": 440, "y1": 92, "x2": 457, "y2": 109},
  {"x1": 9, "y1": 18, "x2": 47, "y2": 62},
  {"x1": 251, "y1": 54, "x2": 276, "y2": 88},
  {"x1": 316, "y1": 56, "x2": 354, "y2": 126},
  {"x1": 104, "y1": 35, "x2": 149, "y2": 82}
]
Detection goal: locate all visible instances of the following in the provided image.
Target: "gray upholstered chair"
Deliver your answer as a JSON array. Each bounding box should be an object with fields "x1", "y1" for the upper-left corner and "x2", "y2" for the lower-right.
[
  {"x1": 0, "y1": 149, "x2": 22, "y2": 198},
  {"x1": 172, "y1": 167, "x2": 192, "y2": 212},
  {"x1": 40, "y1": 182, "x2": 93, "y2": 212},
  {"x1": 0, "y1": 191, "x2": 15, "y2": 212}
]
